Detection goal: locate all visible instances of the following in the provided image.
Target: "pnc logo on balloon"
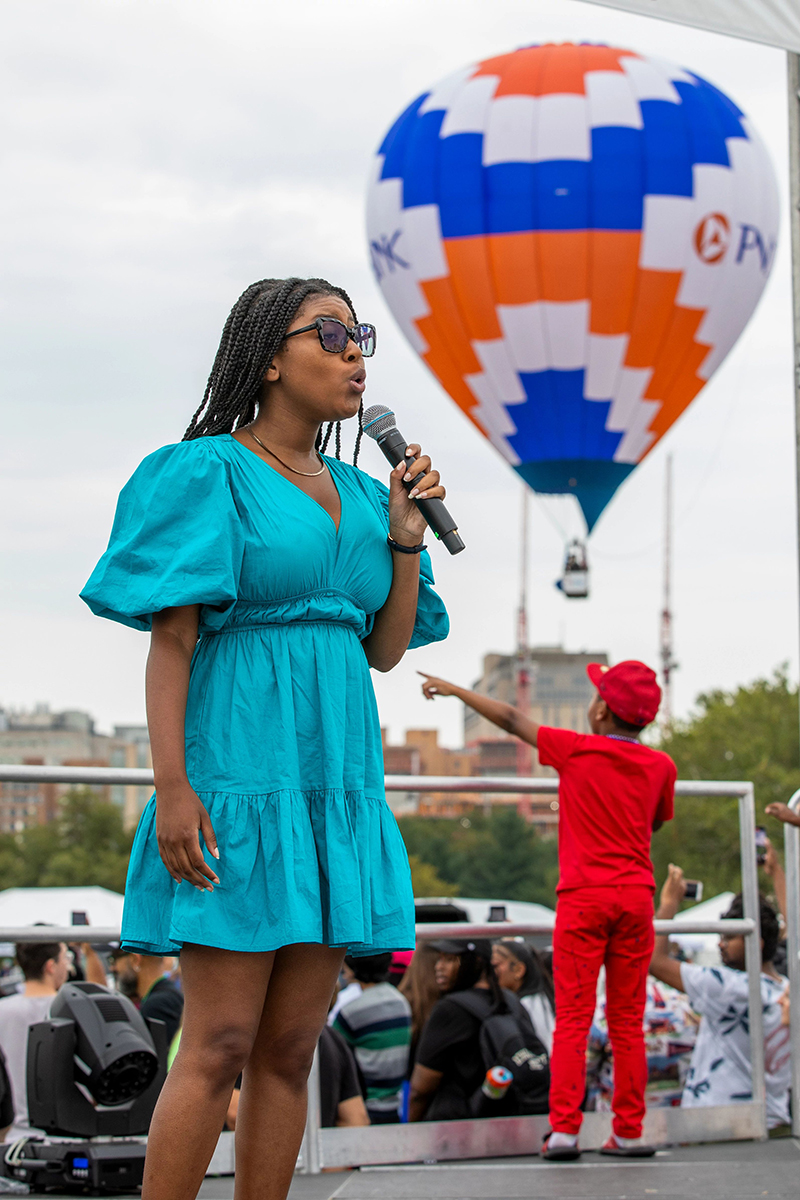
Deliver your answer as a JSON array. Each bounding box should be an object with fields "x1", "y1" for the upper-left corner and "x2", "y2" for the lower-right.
[{"x1": 693, "y1": 213, "x2": 731, "y2": 264}]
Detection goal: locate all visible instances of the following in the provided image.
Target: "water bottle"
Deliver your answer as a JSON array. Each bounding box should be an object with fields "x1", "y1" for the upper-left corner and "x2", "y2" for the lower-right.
[{"x1": 481, "y1": 1065, "x2": 513, "y2": 1100}]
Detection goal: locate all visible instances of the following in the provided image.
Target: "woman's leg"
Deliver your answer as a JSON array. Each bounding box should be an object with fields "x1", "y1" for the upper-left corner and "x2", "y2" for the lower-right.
[
  {"x1": 142, "y1": 944, "x2": 275, "y2": 1200},
  {"x1": 233, "y1": 943, "x2": 345, "y2": 1200}
]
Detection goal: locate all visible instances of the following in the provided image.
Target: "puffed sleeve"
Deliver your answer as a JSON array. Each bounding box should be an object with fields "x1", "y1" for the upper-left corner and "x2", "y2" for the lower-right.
[
  {"x1": 370, "y1": 478, "x2": 450, "y2": 649},
  {"x1": 80, "y1": 441, "x2": 244, "y2": 632}
]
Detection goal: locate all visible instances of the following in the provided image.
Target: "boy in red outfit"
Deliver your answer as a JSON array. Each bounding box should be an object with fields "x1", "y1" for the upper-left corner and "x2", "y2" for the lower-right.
[{"x1": 419, "y1": 660, "x2": 676, "y2": 1159}]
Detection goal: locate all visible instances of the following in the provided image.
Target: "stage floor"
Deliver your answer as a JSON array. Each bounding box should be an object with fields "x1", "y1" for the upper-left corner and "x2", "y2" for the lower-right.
[{"x1": 193, "y1": 1138, "x2": 800, "y2": 1200}]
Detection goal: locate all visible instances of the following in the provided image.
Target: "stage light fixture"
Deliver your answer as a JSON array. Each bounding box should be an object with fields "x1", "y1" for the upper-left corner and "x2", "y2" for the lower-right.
[
  {"x1": 27, "y1": 981, "x2": 167, "y2": 1136},
  {"x1": 0, "y1": 982, "x2": 169, "y2": 1193}
]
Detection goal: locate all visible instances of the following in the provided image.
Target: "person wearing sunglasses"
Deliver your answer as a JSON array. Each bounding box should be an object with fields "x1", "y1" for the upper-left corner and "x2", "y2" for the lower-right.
[{"x1": 81, "y1": 277, "x2": 450, "y2": 1200}]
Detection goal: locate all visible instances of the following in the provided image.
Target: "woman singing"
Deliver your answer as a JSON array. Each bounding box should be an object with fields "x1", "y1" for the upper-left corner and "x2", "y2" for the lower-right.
[{"x1": 81, "y1": 277, "x2": 449, "y2": 1200}]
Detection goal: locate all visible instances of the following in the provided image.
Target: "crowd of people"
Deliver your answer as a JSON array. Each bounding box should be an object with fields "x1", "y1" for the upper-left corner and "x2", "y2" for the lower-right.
[
  {"x1": 318, "y1": 872, "x2": 791, "y2": 1133},
  {"x1": 0, "y1": 848, "x2": 793, "y2": 1148}
]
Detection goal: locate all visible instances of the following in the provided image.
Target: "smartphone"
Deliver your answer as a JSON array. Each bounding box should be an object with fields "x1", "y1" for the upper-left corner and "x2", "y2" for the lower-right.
[
  {"x1": 488, "y1": 905, "x2": 507, "y2": 922},
  {"x1": 755, "y1": 826, "x2": 768, "y2": 866},
  {"x1": 684, "y1": 880, "x2": 703, "y2": 902},
  {"x1": 70, "y1": 911, "x2": 89, "y2": 926}
]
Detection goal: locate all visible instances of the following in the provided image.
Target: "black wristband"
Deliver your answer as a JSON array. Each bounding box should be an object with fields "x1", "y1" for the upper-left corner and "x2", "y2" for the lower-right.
[{"x1": 387, "y1": 536, "x2": 427, "y2": 554}]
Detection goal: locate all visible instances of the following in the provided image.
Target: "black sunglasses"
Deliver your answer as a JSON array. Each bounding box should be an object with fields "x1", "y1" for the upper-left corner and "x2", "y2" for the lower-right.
[{"x1": 285, "y1": 316, "x2": 376, "y2": 357}]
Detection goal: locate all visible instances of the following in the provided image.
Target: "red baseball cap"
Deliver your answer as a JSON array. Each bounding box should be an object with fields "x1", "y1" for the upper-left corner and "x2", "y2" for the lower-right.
[{"x1": 586, "y1": 660, "x2": 661, "y2": 727}]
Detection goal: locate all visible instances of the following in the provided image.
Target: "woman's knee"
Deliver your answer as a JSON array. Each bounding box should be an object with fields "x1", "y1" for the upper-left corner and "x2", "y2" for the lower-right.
[
  {"x1": 250, "y1": 1025, "x2": 318, "y2": 1087},
  {"x1": 180, "y1": 1024, "x2": 255, "y2": 1088}
]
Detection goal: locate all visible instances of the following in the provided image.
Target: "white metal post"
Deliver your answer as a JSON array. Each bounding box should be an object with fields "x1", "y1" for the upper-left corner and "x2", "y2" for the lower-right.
[
  {"x1": 738, "y1": 784, "x2": 767, "y2": 1138},
  {"x1": 782, "y1": 789, "x2": 800, "y2": 1136},
  {"x1": 789, "y1": 51, "x2": 800, "y2": 529},
  {"x1": 299, "y1": 1043, "x2": 322, "y2": 1174},
  {"x1": 787, "y1": 46, "x2": 800, "y2": 1143}
]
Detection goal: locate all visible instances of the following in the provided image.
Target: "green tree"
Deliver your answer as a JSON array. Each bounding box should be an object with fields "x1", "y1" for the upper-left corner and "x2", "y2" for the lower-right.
[
  {"x1": 407, "y1": 855, "x2": 457, "y2": 898},
  {"x1": 399, "y1": 808, "x2": 559, "y2": 907},
  {"x1": 0, "y1": 833, "x2": 26, "y2": 889},
  {"x1": 653, "y1": 668, "x2": 800, "y2": 897},
  {"x1": 1, "y1": 789, "x2": 134, "y2": 893}
]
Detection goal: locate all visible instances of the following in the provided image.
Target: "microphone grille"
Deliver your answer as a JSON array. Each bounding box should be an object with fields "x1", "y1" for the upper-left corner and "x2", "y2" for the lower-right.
[{"x1": 362, "y1": 405, "x2": 397, "y2": 440}]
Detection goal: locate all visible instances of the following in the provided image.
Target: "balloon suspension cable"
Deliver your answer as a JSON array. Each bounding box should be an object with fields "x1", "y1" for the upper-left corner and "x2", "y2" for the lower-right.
[{"x1": 659, "y1": 455, "x2": 678, "y2": 730}]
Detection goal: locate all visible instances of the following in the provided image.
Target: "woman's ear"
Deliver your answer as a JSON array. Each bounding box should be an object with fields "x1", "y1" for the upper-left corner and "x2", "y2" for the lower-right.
[{"x1": 264, "y1": 361, "x2": 280, "y2": 383}]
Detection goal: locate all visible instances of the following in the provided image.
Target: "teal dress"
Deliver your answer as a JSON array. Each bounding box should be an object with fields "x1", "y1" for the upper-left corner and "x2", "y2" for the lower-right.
[{"x1": 81, "y1": 435, "x2": 449, "y2": 956}]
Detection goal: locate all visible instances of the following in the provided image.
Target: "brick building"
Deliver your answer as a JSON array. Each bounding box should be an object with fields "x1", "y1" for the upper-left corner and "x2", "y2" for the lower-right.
[
  {"x1": 0, "y1": 706, "x2": 152, "y2": 833},
  {"x1": 381, "y1": 726, "x2": 556, "y2": 824}
]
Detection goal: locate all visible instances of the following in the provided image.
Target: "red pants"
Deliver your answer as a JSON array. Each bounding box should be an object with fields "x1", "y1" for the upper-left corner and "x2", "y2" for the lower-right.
[{"x1": 549, "y1": 885, "x2": 654, "y2": 1139}]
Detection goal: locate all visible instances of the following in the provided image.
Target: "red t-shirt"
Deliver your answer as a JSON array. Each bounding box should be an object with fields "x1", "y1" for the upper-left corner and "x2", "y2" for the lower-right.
[{"x1": 537, "y1": 727, "x2": 676, "y2": 892}]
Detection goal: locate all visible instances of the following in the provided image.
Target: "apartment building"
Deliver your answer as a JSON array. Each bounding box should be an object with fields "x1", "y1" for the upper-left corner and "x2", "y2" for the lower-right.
[{"x1": 0, "y1": 706, "x2": 152, "y2": 832}]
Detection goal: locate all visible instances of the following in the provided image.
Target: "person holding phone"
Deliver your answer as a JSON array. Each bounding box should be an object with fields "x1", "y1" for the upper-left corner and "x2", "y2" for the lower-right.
[
  {"x1": 420, "y1": 660, "x2": 675, "y2": 1158},
  {"x1": 650, "y1": 865, "x2": 790, "y2": 1129}
]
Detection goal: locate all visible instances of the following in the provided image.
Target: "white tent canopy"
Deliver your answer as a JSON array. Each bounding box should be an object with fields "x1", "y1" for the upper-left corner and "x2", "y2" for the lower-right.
[
  {"x1": 579, "y1": 0, "x2": 800, "y2": 53},
  {"x1": 0, "y1": 886, "x2": 124, "y2": 932}
]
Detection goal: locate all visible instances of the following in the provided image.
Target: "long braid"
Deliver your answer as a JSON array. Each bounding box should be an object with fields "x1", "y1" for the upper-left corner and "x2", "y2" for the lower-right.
[
  {"x1": 353, "y1": 401, "x2": 364, "y2": 466},
  {"x1": 183, "y1": 277, "x2": 359, "y2": 443},
  {"x1": 320, "y1": 423, "x2": 334, "y2": 453},
  {"x1": 334, "y1": 421, "x2": 342, "y2": 461}
]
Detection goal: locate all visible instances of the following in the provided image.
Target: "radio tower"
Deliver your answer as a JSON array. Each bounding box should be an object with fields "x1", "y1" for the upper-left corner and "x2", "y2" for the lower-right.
[
  {"x1": 660, "y1": 456, "x2": 678, "y2": 728},
  {"x1": 516, "y1": 487, "x2": 533, "y2": 778}
]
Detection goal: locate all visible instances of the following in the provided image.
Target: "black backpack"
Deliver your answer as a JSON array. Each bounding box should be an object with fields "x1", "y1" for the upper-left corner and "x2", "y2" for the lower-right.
[{"x1": 449, "y1": 989, "x2": 550, "y2": 1116}]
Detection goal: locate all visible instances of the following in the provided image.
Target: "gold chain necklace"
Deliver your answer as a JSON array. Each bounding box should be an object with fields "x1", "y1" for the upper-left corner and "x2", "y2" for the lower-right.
[{"x1": 247, "y1": 429, "x2": 327, "y2": 477}]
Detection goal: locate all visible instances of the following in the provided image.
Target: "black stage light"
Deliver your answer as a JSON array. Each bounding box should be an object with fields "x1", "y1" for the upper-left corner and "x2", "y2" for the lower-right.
[
  {"x1": 0, "y1": 983, "x2": 169, "y2": 1194},
  {"x1": 3, "y1": 1139, "x2": 149, "y2": 1194},
  {"x1": 26, "y1": 982, "x2": 168, "y2": 1137}
]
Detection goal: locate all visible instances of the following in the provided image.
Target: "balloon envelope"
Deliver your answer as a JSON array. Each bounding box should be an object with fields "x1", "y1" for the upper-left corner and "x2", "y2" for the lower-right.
[{"x1": 367, "y1": 44, "x2": 778, "y2": 530}]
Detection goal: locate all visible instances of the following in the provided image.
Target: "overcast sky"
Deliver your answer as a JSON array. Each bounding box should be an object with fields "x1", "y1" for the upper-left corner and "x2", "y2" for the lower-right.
[{"x1": 0, "y1": 0, "x2": 796, "y2": 748}]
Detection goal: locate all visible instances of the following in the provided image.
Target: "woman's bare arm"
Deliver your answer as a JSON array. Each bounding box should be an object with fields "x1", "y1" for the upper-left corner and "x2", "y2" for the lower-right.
[
  {"x1": 362, "y1": 550, "x2": 422, "y2": 672},
  {"x1": 763, "y1": 841, "x2": 787, "y2": 922},
  {"x1": 408, "y1": 1063, "x2": 443, "y2": 1121},
  {"x1": 79, "y1": 943, "x2": 108, "y2": 986},
  {"x1": 362, "y1": 446, "x2": 444, "y2": 673},
  {"x1": 147, "y1": 606, "x2": 220, "y2": 891},
  {"x1": 650, "y1": 864, "x2": 687, "y2": 991}
]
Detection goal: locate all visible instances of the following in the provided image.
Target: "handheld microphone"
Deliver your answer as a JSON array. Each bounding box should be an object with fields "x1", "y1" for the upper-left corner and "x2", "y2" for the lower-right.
[{"x1": 362, "y1": 405, "x2": 465, "y2": 556}]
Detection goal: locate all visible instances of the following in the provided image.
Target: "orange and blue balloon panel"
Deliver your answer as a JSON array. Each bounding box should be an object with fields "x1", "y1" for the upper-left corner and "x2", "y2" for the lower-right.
[{"x1": 366, "y1": 43, "x2": 778, "y2": 530}]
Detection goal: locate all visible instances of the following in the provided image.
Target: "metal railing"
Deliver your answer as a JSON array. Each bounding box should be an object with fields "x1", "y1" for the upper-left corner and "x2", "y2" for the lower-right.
[
  {"x1": 0, "y1": 919, "x2": 756, "y2": 945},
  {"x1": 0, "y1": 765, "x2": 769, "y2": 1164},
  {"x1": 0, "y1": 764, "x2": 765, "y2": 798}
]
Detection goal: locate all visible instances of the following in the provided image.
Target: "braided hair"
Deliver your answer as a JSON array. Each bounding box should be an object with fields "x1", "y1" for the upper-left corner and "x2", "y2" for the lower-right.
[{"x1": 182, "y1": 277, "x2": 364, "y2": 463}]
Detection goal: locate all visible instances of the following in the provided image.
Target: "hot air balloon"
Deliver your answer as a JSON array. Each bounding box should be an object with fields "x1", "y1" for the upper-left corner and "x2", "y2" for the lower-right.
[{"x1": 366, "y1": 43, "x2": 778, "y2": 537}]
